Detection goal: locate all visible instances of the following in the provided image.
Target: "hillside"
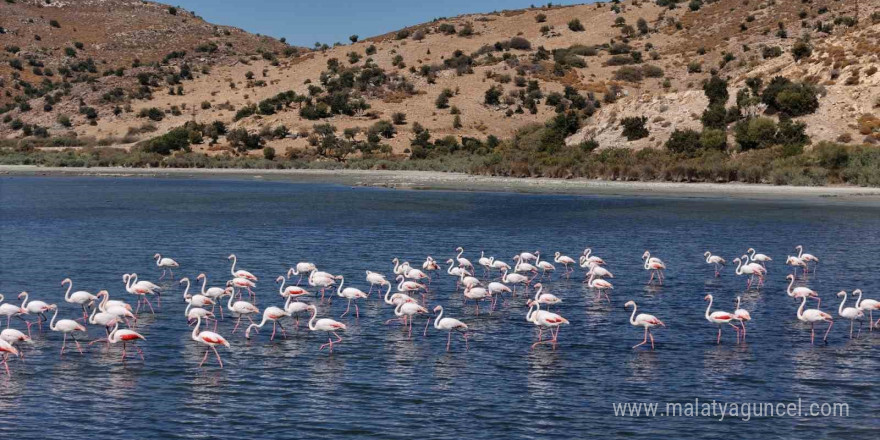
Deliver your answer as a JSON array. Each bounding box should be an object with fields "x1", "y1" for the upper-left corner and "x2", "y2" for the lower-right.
[{"x1": 1, "y1": 0, "x2": 878, "y2": 183}]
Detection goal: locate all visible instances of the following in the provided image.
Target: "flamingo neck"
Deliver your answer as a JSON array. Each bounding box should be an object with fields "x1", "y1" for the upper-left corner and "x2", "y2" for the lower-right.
[
  {"x1": 182, "y1": 279, "x2": 191, "y2": 301},
  {"x1": 533, "y1": 285, "x2": 543, "y2": 301},
  {"x1": 278, "y1": 277, "x2": 286, "y2": 296},
  {"x1": 185, "y1": 301, "x2": 192, "y2": 316},
  {"x1": 705, "y1": 296, "x2": 713, "y2": 319},
  {"x1": 19, "y1": 292, "x2": 28, "y2": 308},
  {"x1": 383, "y1": 283, "x2": 393, "y2": 305},
  {"x1": 230, "y1": 256, "x2": 237, "y2": 276},
  {"x1": 749, "y1": 249, "x2": 756, "y2": 260},
  {"x1": 155, "y1": 255, "x2": 161, "y2": 266},
  {"x1": 736, "y1": 296, "x2": 742, "y2": 310},
  {"x1": 307, "y1": 308, "x2": 318, "y2": 330},
  {"x1": 735, "y1": 259, "x2": 743, "y2": 275},
  {"x1": 838, "y1": 294, "x2": 846, "y2": 315},
  {"x1": 227, "y1": 293, "x2": 235, "y2": 310},
  {"x1": 192, "y1": 316, "x2": 201, "y2": 340},
  {"x1": 89, "y1": 300, "x2": 99, "y2": 323},
  {"x1": 853, "y1": 290, "x2": 862, "y2": 308},
  {"x1": 200, "y1": 276, "x2": 208, "y2": 295},
  {"x1": 337, "y1": 276, "x2": 344, "y2": 295},
  {"x1": 393, "y1": 259, "x2": 400, "y2": 273},
  {"x1": 109, "y1": 323, "x2": 120, "y2": 341},
  {"x1": 100, "y1": 292, "x2": 109, "y2": 312},
  {"x1": 63, "y1": 280, "x2": 73, "y2": 301},
  {"x1": 447, "y1": 260, "x2": 455, "y2": 275},
  {"x1": 786, "y1": 276, "x2": 795, "y2": 296},
  {"x1": 629, "y1": 303, "x2": 638, "y2": 325},
  {"x1": 50, "y1": 307, "x2": 59, "y2": 330},
  {"x1": 457, "y1": 249, "x2": 464, "y2": 260},
  {"x1": 394, "y1": 302, "x2": 403, "y2": 317},
  {"x1": 797, "y1": 296, "x2": 807, "y2": 319},
  {"x1": 796, "y1": 246, "x2": 803, "y2": 258},
  {"x1": 434, "y1": 307, "x2": 443, "y2": 329}
]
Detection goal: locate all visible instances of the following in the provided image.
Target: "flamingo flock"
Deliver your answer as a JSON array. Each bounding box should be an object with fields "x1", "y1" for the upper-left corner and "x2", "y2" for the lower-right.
[{"x1": 0, "y1": 243, "x2": 877, "y2": 375}]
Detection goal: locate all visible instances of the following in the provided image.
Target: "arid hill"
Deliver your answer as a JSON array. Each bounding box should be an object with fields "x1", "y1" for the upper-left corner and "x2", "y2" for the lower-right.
[{"x1": 1, "y1": 0, "x2": 878, "y2": 157}]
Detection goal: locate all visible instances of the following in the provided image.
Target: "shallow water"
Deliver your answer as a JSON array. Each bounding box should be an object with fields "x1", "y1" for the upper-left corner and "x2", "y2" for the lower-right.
[{"x1": 0, "y1": 176, "x2": 878, "y2": 439}]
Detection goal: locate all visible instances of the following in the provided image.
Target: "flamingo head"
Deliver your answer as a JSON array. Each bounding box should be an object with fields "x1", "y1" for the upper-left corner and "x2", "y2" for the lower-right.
[
  {"x1": 179, "y1": 277, "x2": 189, "y2": 284},
  {"x1": 526, "y1": 299, "x2": 535, "y2": 307},
  {"x1": 642, "y1": 250, "x2": 650, "y2": 259},
  {"x1": 703, "y1": 251, "x2": 711, "y2": 257},
  {"x1": 396, "y1": 275, "x2": 404, "y2": 281},
  {"x1": 17, "y1": 291, "x2": 27, "y2": 299},
  {"x1": 48, "y1": 304, "x2": 58, "y2": 311},
  {"x1": 733, "y1": 258, "x2": 741, "y2": 264},
  {"x1": 287, "y1": 268, "x2": 295, "y2": 277},
  {"x1": 275, "y1": 275, "x2": 284, "y2": 283},
  {"x1": 122, "y1": 274, "x2": 130, "y2": 282},
  {"x1": 61, "y1": 278, "x2": 71, "y2": 285},
  {"x1": 624, "y1": 300, "x2": 635, "y2": 308},
  {"x1": 836, "y1": 290, "x2": 847, "y2": 298},
  {"x1": 456, "y1": 246, "x2": 463, "y2": 252},
  {"x1": 227, "y1": 254, "x2": 235, "y2": 260},
  {"x1": 196, "y1": 273, "x2": 206, "y2": 280},
  {"x1": 96, "y1": 290, "x2": 108, "y2": 298},
  {"x1": 852, "y1": 289, "x2": 862, "y2": 296},
  {"x1": 747, "y1": 248, "x2": 755, "y2": 253},
  {"x1": 223, "y1": 287, "x2": 234, "y2": 296},
  {"x1": 392, "y1": 257, "x2": 399, "y2": 263},
  {"x1": 335, "y1": 275, "x2": 343, "y2": 280},
  {"x1": 433, "y1": 305, "x2": 442, "y2": 313},
  {"x1": 740, "y1": 254, "x2": 749, "y2": 260},
  {"x1": 225, "y1": 280, "x2": 233, "y2": 287},
  {"x1": 445, "y1": 258, "x2": 454, "y2": 264},
  {"x1": 534, "y1": 283, "x2": 543, "y2": 289},
  {"x1": 703, "y1": 294, "x2": 712, "y2": 301},
  {"x1": 786, "y1": 274, "x2": 795, "y2": 280},
  {"x1": 153, "y1": 253, "x2": 161, "y2": 259},
  {"x1": 795, "y1": 245, "x2": 803, "y2": 251},
  {"x1": 426, "y1": 256, "x2": 434, "y2": 261}
]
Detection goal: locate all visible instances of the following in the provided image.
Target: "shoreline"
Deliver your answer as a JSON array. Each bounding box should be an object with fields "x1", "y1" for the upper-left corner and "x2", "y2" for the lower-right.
[{"x1": 3, "y1": 165, "x2": 880, "y2": 203}]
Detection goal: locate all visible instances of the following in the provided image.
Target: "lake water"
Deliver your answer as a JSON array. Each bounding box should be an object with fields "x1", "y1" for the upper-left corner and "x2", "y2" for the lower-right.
[{"x1": 0, "y1": 176, "x2": 878, "y2": 439}]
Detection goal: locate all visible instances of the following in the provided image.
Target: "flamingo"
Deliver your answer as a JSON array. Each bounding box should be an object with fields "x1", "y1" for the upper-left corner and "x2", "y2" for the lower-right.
[
  {"x1": 478, "y1": 251, "x2": 493, "y2": 277},
  {"x1": 49, "y1": 305, "x2": 87, "y2": 356},
  {"x1": 228, "y1": 254, "x2": 257, "y2": 281},
  {"x1": 733, "y1": 257, "x2": 764, "y2": 290},
  {"x1": 277, "y1": 275, "x2": 309, "y2": 299},
  {"x1": 746, "y1": 248, "x2": 771, "y2": 268},
  {"x1": 490, "y1": 258, "x2": 511, "y2": 274},
  {"x1": 446, "y1": 259, "x2": 471, "y2": 287},
  {"x1": 533, "y1": 283, "x2": 561, "y2": 310},
  {"x1": 458, "y1": 272, "x2": 481, "y2": 293},
  {"x1": 308, "y1": 272, "x2": 336, "y2": 301},
  {"x1": 198, "y1": 273, "x2": 228, "y2": 318},
  {"x1": 365, "y1": 270, "x2": 389, "y2": 295},
  {"x1": 394, "y1": 301, "x2": 429, "y2": 338},
  {"x1": 534, "y1": 252, "x2": 556, "y2": 279},
  {"x1": 396, "y1": 275, "x2": 426, "y2": 294},
  {"x1": 517, "y1": 251, "x2": 538, "y2": 262},
  {"x1": 180, "y1": 277, "x2": 214, "y2": 309},
  {"x1": 284, "y1": 294, "x2": 311, "y2": 329},
  {"x1": 335, "y1": 275, "x2": 368, "y2": 318},
  {"x1": 742, "y1": 255, "x2": 767, "y2": 281},
  {"x1": 391, "y1": 258, "x2": 408, "y2": 276},
  {"x1": 227, "y1": 294, "x2": 259, "y2": 334},
  {"x1": 525, "y1": 299, "x2": 569, "y2": 348},
  {"x1": 704, "y1": 251, "x2": 726, "y2": 277},
  {"x1": 455, "y1": 247, "x2": 474, "y2": 270},
  {"x1": 403, "y1": 265, "x2": 430, "y2": 282},
  {"x1": 290, "y1": 262, "x2": 317, "y2": 285},
  {"x1": 191, "y1": 315, "x2": 230, "y2": 368},
  {"x1": 501, "y1": 268, "x2": 530, "y2": 295},
  {"x1": 733, "y1": 296, "x2": 751, "y2": 341},
  {"x1": 704, "y1": 294, "x2": 738, "y2": 344},
  {"x1": 786, "y1": 256, "x2": 809, "y2": 278},
  {"x1": 487, "y1": 281, "x2": 512, "y2": 309},
  {"x1": 587, "y1": 274, "x2": 613, "y2": 301},
  {"x1": 0, "y1": 294, "x2": 26, "y2": 329},
  {"x1": 185, "y1": 306, "x2": 217, "y2": 330},
  {"x1": 19, "y1": 291, "x2": 52, "y2": 335},
  {"x1": 306, "y1": 305, "x2": 346, "y2": 353},
  {"x1": 463, "y1": 285, "x2": 491, "y2": 315},
  {"x1": 853, "y1": 289, "x2": 879, "y2": 331},
  {"x1": 837, "y1": 291, "x2": 864, "y2": 339},
  {"x1": 153, "y1": 253, "x2": 179, "y2": 280},
  {"x1": 581, "y1": 248, "x2": 606, "y2": 266},
  {"x1": 0, "y1": 339, "x2": 19, "y2": 375},
  {"x1": 245, "y1": 306, "x2": 291, "y2": 340},
  {"x1": 797, "y1": 295, "x2": 833, "y2": 344},
  {"x1": 642, "y1": 251, "x2": 666, "y2": 285},
  {"x1": 785, "y1": 274, "x2": 817, "y2": 300},
  {"x1": 0, "y1": 328, "x2": 29, "y2": 363},
  {"x1": 61, "y1": 278, "x2": 97, "y2": 321},
  {"x1": 624, "y1": 300, "x2": 664, "y2": 350},
  {"x1": 228, "y1": 277, "x2": 257, "y2": 302},
  {"x1": 554, "y1": 252, "x2": 577, "y2": 277},
  {"x1": 432, "y1": 306, "x2": 468, "y2": 351},
  {"x1": 585, "y1": 263, "x2": 614, "y2": 280},
  {"x1": 107, "y1": 323, "x2": 145, "y2": 361},
  {"x1": 124, "y1": 273, "x2": 159, "y2": 312},
  {"x1": 422, "y1": 256, "x2": 440, "y2": 272},
  {"x1": 90, "y1": 292, "x2": 133, "y2": 342},
  {"x1": 795, "y1": 245, "x2": 819, "y2": 272},
  {"x1": 513, "y1": 255, "x2": 538, "y2": 274}
]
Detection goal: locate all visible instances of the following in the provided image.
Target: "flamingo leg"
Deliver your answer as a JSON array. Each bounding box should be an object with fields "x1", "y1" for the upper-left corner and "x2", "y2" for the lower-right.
[
  {"x1": 649, "y1": 331, "x2": 655, "y2": 350},
  {"x1": 142, "y1": 296, "x2": 155, "y2": 315},
  {"x1": 823, "y1": 320, "x2": 833, "y2": 342},
  {"x1": 463, "y1": 332, "x2": 469, "y2": 351},
  {"x1": 159, "y1": 269, "x2": 166, "y2": 281},
  {"x1": 277, "y1": 321, "x2": 287, "y2": 339},
  {"x1": 423, "y1": 315, "x2": 430, "y2": 336},
  {"x1": 633, "y1": 327, "x2": 649, "y2": 349},
  {"x1": 199, "y1": 349, "x2": 209, "y2": 367},
  {"x1": 717, "y1": 327, "x2": 722, "y2": 344},
  {"x1": 232, "y1": 316, "x2": 242, "y2": 333},
  {"x1": 270, "y1": 322, "x2": 277, "y2": 341},
  {"x1": 213, "y1": 346, "x2": 224, "y2": 368},
  {"x1": 810, "y1": 322, "x2": 815, "y2": 344},
  {"x1": 341, "y1": 300, "x2": 351, "y2": 318},
  {"x1": 447, "y1": 331, "x2": 452, "y2": 351},
  {"x1": 60, "y1": 333, "x2": 67, "y2": 356}
]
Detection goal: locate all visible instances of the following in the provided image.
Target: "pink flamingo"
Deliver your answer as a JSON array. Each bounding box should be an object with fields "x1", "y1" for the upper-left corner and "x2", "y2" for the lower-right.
[
  {"x1": 306, "y1": 305, "x2": 347, "y2": 353},
  {"x1": 554, "y1": 252, "x2": 577, "y2": 277},
  {"x1": 153, "y1": 253, "x2": 179, "y2": 280},
  {"x1": 107, "y1": 323, "x2": 146, "y2": 361},
  {"x1": 49, "y1": 305, "x2": 87, "y2": 356},
  {"x1": 587, "y1": 274, "x2": 613, "y2": 302},
  {"x1": 432, "y1": 306, "x2": 469, "y2": 351},
  {"x1": 245, "y1": 306, "x2": 291, "y2": 340},
  {"x1": 797, "y1": 295, "x2": 833, "y2": 344},
  {"x1": 525, "y1": 299, "x2": 569, "y2": 349},
  {"x1": 624, "y1": 300, "x2": 664, "y2": 350},
  {"x1": 61, "y1": 278, "x2": 97, "y2": 321},
  {"x1": 0, "y1": 339, "x2": 19, "y2": 375},
  {"x1": 335, "y1": 275, "x2": 368, "y2": 318},
  {"x1": 704, "y1": 294, "x2": 737, "y2": 344},
  {"x1": 290, "y1": 262, "x2": 317, "y2": 285},
  {"x1": 228, "y1": 254, "x2": 257, "y2": 281},
  {"x1": 226, "y1": 293, "x2": 259, "y2": 334},
  {"x1": 642, "y1": 251, "x2": 666, "y2": 285},
  {"x1": 19, "y1": 291, "x2": 52, "y2": 335},
  {"x1": 191, "y1": 315, "x2": 230, "y2": 368},
  {"x1": 533, "y1": 283, "x2": 561, "y2": 310},
  {"x1": 395, "y1": 301, "x2": 429, "y2": 337},
  {"x1": 837, "y1": 291, "x2": 864, "y2": 339},
  {"x1": 795, "y1": 245, "x2": 819, "y2": 273},
  {"x1": 734, "y1": 257, "x2": 764, "y2": 290},
  {"x1": 853, "y1": 289, "x2": 879, "y2": 331},
  {"x1": 785, "y1": 274, "x2": 817, "y2": 300},
  {"x1": 0, "y1": 294, "x2": 27, "y2": 329},
  {"x1": 704, "y1": 251, "x2": 726, "y2": 277},
  {"x1": 733, "y1": 296, "x2": 751, "y2": 341}
]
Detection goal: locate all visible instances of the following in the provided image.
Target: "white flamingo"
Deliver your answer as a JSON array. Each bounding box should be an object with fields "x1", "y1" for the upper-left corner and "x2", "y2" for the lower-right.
[
  {"x1": 365, "y1": 270, "x2": 389, "y2": 295},
  {"x1": 797, "y1": 295, "x2": 833, "y2": 344},
  {"x1": 290, "y1": 262, "x2": 317, "y2": 285},
  {"x1": 733, "y1": 296, "x2": 751, "y2": 341},
  {"x1": 642, "y1": 251, "x2": 666, "y2": 285},
  {"x1": 785, "y1": 274, "x2": 817, "y2": 300},
  {"x1": 704, "y1": 294, "x2": 738, "y2": 344},
  {"x1": 191, "y1": 315, "x2": 230, "y2": 368},
  {"x1": 525, "y1": 299, "x2": 569, "y2": 348},
  {"x1": 61, "y1": 278, "x2": 97, "y2": 321},
  {"x1": 432, "y1": 305, "x2": 469, "y2": 351},
  {"x1": 228, "y1": 254, "x2": 257, "y2": 281},
  {"x1": 853, "y1": 289, "x2": 879, "y2": 331},
  {"x1": 49, "y1": 305, "x2": 87, "y2": 356},
  {"x1": 455, "y1": 247, "x2": 474, "y2": 270},
  {"x1": 227, "y1": 294, "x2": 259, "y2": 334},
  {"x1": 837, "y1": 291, "x2": 864, "y2": 339},
  {"x1": 153, "y1": 253, "x2": 179, "y2": 280},
  {"x1": 306, "y1": 305, "x2": 347, "y2": 353},
  {"x1": 746, "y1": 248, "x2": 771, "y2": 267},
  {"x1": 704, "y1": 251, "x2": 726, "y2": 277},
  {"x1": 19, "y1": 291, "x2": 52, "y2": 334},
  {"x1": 501, "y1": 268, "x2": 530, "y2": 295},
  {"x1": 624, "y1": 300, "x2": 664, "y2": 350},
  {"x1": 0, "y1": 294, "x2": 26, "y2": 329},
  {"x1": 554, "y1": 252, "x2": 576, "y2": 276},
  {"x1": 533, "y1": 283, "x2": 561, "y2": 310},
  {"x1": 463, "y1": 285, "x2": 491, "y2": 315},
  {"x1": 335, "y1": 275, "x2": 368, "y2": 318},
  {"x1": 245, "y1": 306, "x2": 291, "y2": 340}
]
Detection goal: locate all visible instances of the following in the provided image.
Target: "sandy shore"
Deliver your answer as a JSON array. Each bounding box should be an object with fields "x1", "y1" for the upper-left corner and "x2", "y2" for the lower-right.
[{"x1": 3, "y1": 165, "x2": 880, "y2": 203}]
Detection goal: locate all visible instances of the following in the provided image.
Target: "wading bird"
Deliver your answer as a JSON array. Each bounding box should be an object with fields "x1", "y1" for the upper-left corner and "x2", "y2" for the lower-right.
[
  {"x1": 704, "y1": 294, "x2": 737, "y2": 344},
  {"x1": 191, "y1": 315, "x2": 230, "y2": 368},
  {"x1": 624, "y1": 300, "x2": 664, "y2": 350},
  {"x1": 852, "y1": 289, "x2": 879, "y2": 331},
  {"x1": 797, "y1": 295, "x2": 833, "y2": 344},
  {"x1": 642, "y1": 251, "x2": 666, "y2": 285},
  {"x1": 836, "y1": 291, "x2": 864, "y2": 339},
  {"x1": 306, "y1": 305, "x2": 346, "y2": 353},
  {"x1": 704, "y1": 251, "x2": 726, "y2": 277},
  {"x1": 153, "y1": 253, "x2": 179, "y2": 280},
  {"x1": 49, "y1": 305, "x2": 87, "y2": 356},
  {"x1": 432, "y1": 306, "x2": 468, "y2": 351}
]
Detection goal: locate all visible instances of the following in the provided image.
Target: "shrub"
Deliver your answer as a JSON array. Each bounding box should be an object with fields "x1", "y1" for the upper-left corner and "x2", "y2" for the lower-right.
[
  {"x1": 637, "y1": 18, "x2": 649, "y2": 34},
  {"x1": 395, "y1": 29, "x2": 411, "y2": 40},
  {"x1": 392, "y1": 112, "x2": 407, "y2": 125},
  {"x1": 613, "y1": 66, "x2": 643, "y2": 82},
  {"x1": 621, "y1": 116, "x2": 649, "y2": 141},
  {"x1": 509, "y1": 37, "x2": 531, "y2": 51},
  {"x1": 687, "y1": 61, "x2": 702, "y2": 73},
  {"x1": 263, "y1": 146, "x2": 276, "y2": 160},
  {"x1": 349, "y1": 35, "x2": 359, "y2": 43},
  {"x1": 761, "y1": 77, "x2": 819, "y2": 116},
  {"x1": 484, "y1": 86, "x2": 502, "y2": 106},
  {"x1": 762, "y1": 46, "x2": 783, "y2": 59},
  {"x1": 568, "y1": 19, "x2": 585, "y2": 32},
  {"x1": 49, "y1": 20, "x2": 60, "y2": 28},
  {"x1": 734, "y1": 117, "x2": 778, "y2": 151},
  {"x1": 227, "y1": 128, "x2": 264, "y2": 151},
  {"x1": 666, "y1": 129, "x2": 702, "y2": 156},
  {"x1": 57, "y1": 114, "x2": 71, "y2": 127},
  {"x1": 700, "y1": 128, "x2": 727, "y2": 151},
  {"x1": 536, "y1": 13, "x2": 547, "y2": 23},
  {"x1": 642, "y1": 64, "x2": 664, "y2": 78},
  {"x1": 791, "y1": 41, "x2": 812, "y2": 61},
  {"x1": 703, "y1": 75, "x2": 729, "y2": 106},
  {"x1": 371, "y1": 120, "x2": 396, "y2": 139},
  {"x1": 138, "y1": 127, "x2": 191, "y2": 155}
]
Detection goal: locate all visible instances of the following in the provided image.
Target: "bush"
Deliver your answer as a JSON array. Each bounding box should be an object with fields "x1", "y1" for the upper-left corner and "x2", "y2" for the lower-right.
[
  {"x1": 536, "y1": 13, "x2": 547, "y2": 23},
  {"x1": 791, "y1": 41, "x2": 812, "y2": 61},
  {"x1": 49, "y1": 20, "x2": 60, "y2": 28},
  {"x1": 568, "y1": 19, "x2": 585, "y2": 32},
  {"x1": 666, "y1": 129, "x2": 702, "y2": 156},
  {"x1": 139, "y1": 107, "x2": 164, "y2": 121},
  {"x1": 613, "y1": 66, "x2": 643, "y2": 82},
  {"x1": 700, "y1": 128, "x2": 727, "y2": 151},
  {"x1": 392, "y1": 112, "x2": 407, "y2": 125},
  {"x1": 621, "y1": 116, "x2": 649, "y2": 141},
  {"x1": 509, "y1": 37, "x2": 531, "y2": 51},
  {"x1": 57, "y1": 114, "x2": 71, "y2": 127},
  {"x1": 263, "y1": 146, "x2": 276, "y2": 160},
  {"x1": 227, "y1": 128, "x2": 264, "y2": 151},
  {"x1": 138, "y1": 127, "x2": 191, "y2": 155},
  {"x1": 371, "y1": 120, "x2": 396, "y2": 139},
  {"x1": 761, "y1": 77, "x2": 818, "y2": 116},
  {"x1": 762, "y1": 46, "x2": 783, "y2": 59},
  {"x1": 484, "y1": 86, "x2": 502, "y2": 106},
  {"x1": 734, "y1": 117, "x2": 779, "y2": 151},
  {"x1": 703, "y1": 75, "x2": 729, "y2": 106},
  {"x1": 642, "y1": 65, "x2": 664, "y2": 78}
]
